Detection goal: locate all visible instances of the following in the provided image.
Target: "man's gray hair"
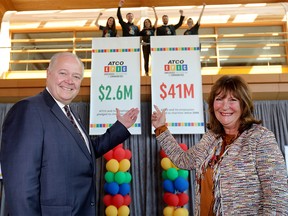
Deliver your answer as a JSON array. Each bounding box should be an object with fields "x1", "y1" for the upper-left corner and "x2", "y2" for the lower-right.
[{"x1": 48, "y1": 52, "x2": 84, "y2": 72}]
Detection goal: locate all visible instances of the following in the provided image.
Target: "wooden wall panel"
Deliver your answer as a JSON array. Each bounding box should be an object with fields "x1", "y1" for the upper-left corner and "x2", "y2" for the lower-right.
[
  {"x1": 0, "y1": 0, "x2": 286, "y2": 14},
  {"x1": 0, "y1": 0, "x2": 285, "y2": 27},
  {"x1": 1, "y1": 74, "x2": 288, "y2": 103},
  {"x1": 6, "y1": 0, "x2": 285, "y2": 11},
  {"x1": 0, "y1": 0, "x2": 15, "y2": 26}
]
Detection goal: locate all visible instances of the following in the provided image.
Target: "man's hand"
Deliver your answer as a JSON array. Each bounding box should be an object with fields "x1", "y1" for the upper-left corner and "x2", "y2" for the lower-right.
[
  {"x1": 118, "y1": 0, "x2": 125, "y2": 7},
  {"x1": 116, "y1": 107, "x2": 139, "y2": 128}
]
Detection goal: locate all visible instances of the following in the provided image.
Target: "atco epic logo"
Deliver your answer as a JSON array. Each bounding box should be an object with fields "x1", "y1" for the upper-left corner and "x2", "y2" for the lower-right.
[
  {"x1": 104, "y1": 61, "x2": 127, "y2": 73},
  {"x1": 164, "y1": 60, "x2": 188, "y2": 72}
]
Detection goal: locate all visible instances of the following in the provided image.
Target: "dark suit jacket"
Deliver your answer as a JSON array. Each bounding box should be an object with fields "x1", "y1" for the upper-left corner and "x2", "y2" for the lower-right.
[{"x1": 0, "y1": 89, "x2": 131, "y2": 215}]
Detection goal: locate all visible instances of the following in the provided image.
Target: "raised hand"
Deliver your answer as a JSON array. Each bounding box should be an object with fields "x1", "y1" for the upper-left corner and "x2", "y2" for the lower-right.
[
  {"x1": 116, "y1": 107, "x2": 139, "y2": 128},
  {"x1": 118, "y1": 0, "x2": 125, "y2": 7},
  {"x1": 151, "y1": 105, "x2": 166, "y2": 128}
]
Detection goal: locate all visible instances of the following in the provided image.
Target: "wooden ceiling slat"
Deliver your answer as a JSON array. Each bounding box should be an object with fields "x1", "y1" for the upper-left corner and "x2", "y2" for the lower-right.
[
  {"x1": 1, "y1": 0, "x2": 285, "y2": 11},
  {"x1": 0, "y1": 0, "x2": 286, "y2": 27}
]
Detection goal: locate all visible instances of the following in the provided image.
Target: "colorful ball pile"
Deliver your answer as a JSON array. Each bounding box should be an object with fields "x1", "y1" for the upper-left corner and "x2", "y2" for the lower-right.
[
  {"x1": 160, "y1": 143, "x2": 190, "y2": 216},
  {"x1": 103, "y1": 144, "x2": 132, "y2": 216}
]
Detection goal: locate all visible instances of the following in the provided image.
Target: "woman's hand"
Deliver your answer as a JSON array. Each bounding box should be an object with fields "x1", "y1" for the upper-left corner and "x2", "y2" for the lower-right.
[{"x1": 151, "y1": 105, "x2": 166, "y2": 128}]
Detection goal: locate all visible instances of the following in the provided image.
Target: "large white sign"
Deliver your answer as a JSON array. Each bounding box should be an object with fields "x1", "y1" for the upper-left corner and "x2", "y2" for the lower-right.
[
  {"x1": 151, "y1": 35, "x2": 204, "y2": 134},
  {"x1": 90, "y1": 37, "x2": 141, "y2": 135}
]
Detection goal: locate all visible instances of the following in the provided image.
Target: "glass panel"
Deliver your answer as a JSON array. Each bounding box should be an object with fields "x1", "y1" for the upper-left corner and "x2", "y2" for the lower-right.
[
  {"x1": 216, "y1": 26, "x2": 286, "y2": 66},
  {"x1": 75, "y1": 51, "x2": 92, "y2": 69},
  {"x1": 199, "y1": 28, "x2": 217, "y2": 67},
  {"x1": 9, "y1": 25, "x2": 286, "y2": 73},
  {"x1": 76, "y1": 31, "x2": 101, "y2": 38},
  {"x1": 75, "y1": 41, "x2": 92, "y2": 49},
  {"x1": 219, "y1": 57, "x2": 285, "y2": 66},
  {"x1": 218, "y1": 26, "x2": 282, "y2": 34},
  {"x1": 12, "y1": 32, "x2": 74, "y2": 50},
  {"x1": 10, "y1": 62, "x2": 49, "y2": 71},
  {"x1": 11, "y1": 32, "x2": 74, "y2": 71},
  {"x1": 199, "y1": 27, "x2": 215, "y2": 35}
]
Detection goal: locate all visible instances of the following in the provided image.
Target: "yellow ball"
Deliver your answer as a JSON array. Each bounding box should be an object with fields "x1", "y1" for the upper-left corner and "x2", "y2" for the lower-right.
[
  {"x1": 163, "y1": 206, "x2": 174, "y2": 216},
  {"x1": 174, "y1": 208, "x2": 189, "y2": 216},
  {"x1": 106, "y1": 159, "x2": 119, "y2": 173},
  {"x1": 105, "y1": 205, "x2": 118, "y2": 216},
  {"x1": 119, "y1": 159, "x2": 131, "y2": 172},
  {"x1": 161, "y1": 157, "x2": 172, "y2": 170},
  {"x1": 118, "y1": 205, "x2": 130, "y2": 216}
]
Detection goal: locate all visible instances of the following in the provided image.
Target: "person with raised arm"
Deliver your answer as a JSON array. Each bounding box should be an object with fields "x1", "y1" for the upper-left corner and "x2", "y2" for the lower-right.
[
  {"x1": 1, "y1": 52, "x2": 139, "y2": 215},
  {"x1": 184, "y1": 3, "x2": 206, "y2": 35},
  {"x1": 156, "y1": 10, "x2": 185, "y2": 36},
  {"x1": 117, "y1": 0, "x2": 139, "y2": 37},
  {"x1": 152, "y1": 75, "x2": 288, "y2": 215},
  {"x1": 95, "y1": 12, "x2": 118, "y2": 37}
]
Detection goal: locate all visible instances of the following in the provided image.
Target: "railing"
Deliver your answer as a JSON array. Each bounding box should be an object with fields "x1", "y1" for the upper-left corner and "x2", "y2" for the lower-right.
[{"x1": 3, "y1": 28, "x2": 288, "y2": 78}]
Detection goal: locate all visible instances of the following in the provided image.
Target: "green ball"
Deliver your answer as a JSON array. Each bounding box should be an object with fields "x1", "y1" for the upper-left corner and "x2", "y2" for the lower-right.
[
  {"x1": 166, "y1": 168, "x2": 178, "y2": 181},
  {"x1": 124, "y1": 172, "x2": 132, "y2": 183},
  {"x1": 178, "y1": 169, "x2": 189, "y2": 179},
  {"x1": 162, "y1": 170, "x2": 167, "y2": 179},
  {"x1": 115, "y1": 171, "x2": 126, "y2": 184},
  {"x1": 104, "y1": 171, "x2": 114, "y2": 183}
]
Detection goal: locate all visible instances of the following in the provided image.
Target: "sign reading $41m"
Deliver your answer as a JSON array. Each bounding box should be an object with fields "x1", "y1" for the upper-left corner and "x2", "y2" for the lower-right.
[{"x1": 159, "y1": 83, "x2": 194, "y2": 100}]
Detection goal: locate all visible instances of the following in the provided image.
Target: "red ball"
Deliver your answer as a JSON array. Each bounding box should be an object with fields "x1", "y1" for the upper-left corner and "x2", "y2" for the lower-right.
[
  {"x1": 163, "y1": 192, "x2": 173, "y2": 204},
  {"x1": 124, "y1": 149, "x2": 132, "y2": 160},
  {"x1": 104, "y1": 150, "x2": 113, "y2": 161},
  {"x1": 103, "y1": 194, "x2": 112, "y2": 206},
  {"x1": 166, "y1": 194, "x2": 179, "y2": 207},
  {"x1": 160, "y1": 149, "x2": 167, "y2": 158},
  {"x1": 123, "y1": 194, "x2": 131, "y2": 206},
  {"x1": 179, "y1": 143, "x2": 188, "y2": 151},
  {"x1": 111, "y1": 194, "x2": 124, "y2": 208},
  {"x1": 177, "y1": 193, "x2": 189, "y2": 206},
  {"x1": 113, "y1": 148, "x2": 126, "y2": 162}
]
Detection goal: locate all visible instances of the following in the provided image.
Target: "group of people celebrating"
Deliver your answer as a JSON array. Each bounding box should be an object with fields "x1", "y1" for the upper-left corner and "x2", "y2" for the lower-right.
[{"x1": 95, "y1": 0, "x2": 206, "y2": 76}]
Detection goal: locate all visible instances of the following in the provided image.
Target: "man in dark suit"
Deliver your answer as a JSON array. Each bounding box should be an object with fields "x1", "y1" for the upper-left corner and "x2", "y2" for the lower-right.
[{"x1": 0, "y1": 52, "x2": 139, "y2": 215}]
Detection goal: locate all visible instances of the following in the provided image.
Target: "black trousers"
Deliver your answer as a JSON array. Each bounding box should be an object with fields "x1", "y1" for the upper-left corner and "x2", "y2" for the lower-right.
[{"x1": 142, "y1": 44, "x2": 150, "y2": 75}]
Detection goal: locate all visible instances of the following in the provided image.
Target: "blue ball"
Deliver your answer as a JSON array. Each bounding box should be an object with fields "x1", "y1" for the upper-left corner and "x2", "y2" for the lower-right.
[
  {"x1": 163, "y1": 179, "x2": 175, "y2": 193},
  {"x1": 104, "y1": 182, "x2": 119, "y2": 195},
  {"x1": 174, "y1": 177, "x2": 189, "y2": 192},
  {"x1": 119, "y1": 183, "x2": 130, "y2": 196}
]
